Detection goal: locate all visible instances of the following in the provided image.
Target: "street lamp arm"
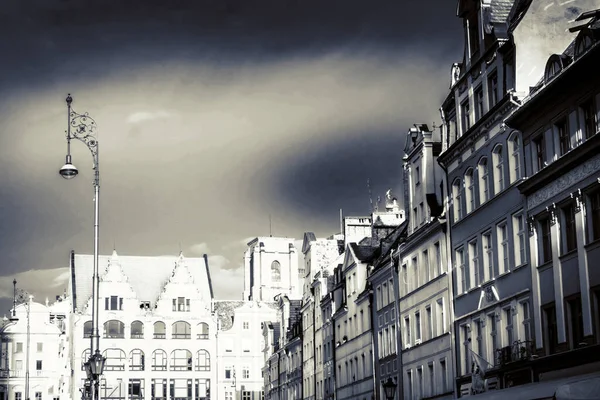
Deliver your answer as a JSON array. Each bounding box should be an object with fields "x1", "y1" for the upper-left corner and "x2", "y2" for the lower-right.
[{"x1": 68, "y1": 108, "x2": 99, "y2": 159}]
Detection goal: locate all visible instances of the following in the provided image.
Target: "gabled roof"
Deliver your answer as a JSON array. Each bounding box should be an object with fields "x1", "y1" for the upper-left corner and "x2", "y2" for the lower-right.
[
  {"x1": 373, "y1": 220, "x2": 409, "y2": 269},
  {"x1": 348, "y1": 243, "x2": 378, "y2": 263},
  {"x1": 302, "y1": 232, "x2": 317, "y2": 254},
  {"x1": 69, "y1": 251, "x2": 213, "y2": 313}
]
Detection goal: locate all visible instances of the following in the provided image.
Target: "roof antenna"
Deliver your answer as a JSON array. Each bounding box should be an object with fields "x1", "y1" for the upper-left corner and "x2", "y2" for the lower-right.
[
  {"x1": 367, "y1": 178, "x2": 374, "y2": 212},
  {"x1": 12, "y1": 279, "x2": 17, "y2": 319},
  {"x1": 269, "y1": 214, "x2": 272, "y2": 237},
  {"x1": 339, "y1": 208, "x2": 343, "y2": 235}
]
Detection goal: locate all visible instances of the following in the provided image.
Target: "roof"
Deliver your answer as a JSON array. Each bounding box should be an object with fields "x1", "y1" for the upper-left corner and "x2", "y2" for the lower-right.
[
  {"x1": 349, "y1": 243, "x2": 378, "y2": 263},
  {"x1": 69, "y1": 251, "x2": 213, "y2": 313},
  {"x1": 490, "y1": 0, "x2": 516, "y2": 24}
]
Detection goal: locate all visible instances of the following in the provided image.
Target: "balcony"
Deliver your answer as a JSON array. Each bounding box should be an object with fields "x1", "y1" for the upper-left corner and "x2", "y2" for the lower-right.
[{"x1": 495, "y1": 340, "x2": 535, "y2": 366}]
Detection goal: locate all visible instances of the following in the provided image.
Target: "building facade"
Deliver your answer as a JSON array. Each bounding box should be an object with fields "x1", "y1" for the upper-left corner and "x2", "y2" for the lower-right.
[
  {"x1": 397, "y1": 125, "x2": 454, "y2": 400},
  {"x1": 243, "y1": 238, "x2": 300, "y2": 302},
  {"x1": 69, "y1": 251, "x2": 216, "y2": 400},
  {"x1": 0, "y1": 297, "x2": 69, "y2": 400},
  {"x1": 506, "y1": 7, "x2": 600, "y2": 383}
]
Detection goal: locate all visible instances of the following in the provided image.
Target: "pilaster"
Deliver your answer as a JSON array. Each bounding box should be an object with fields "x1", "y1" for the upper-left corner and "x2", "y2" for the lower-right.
[
  {"x1": 527, "y1": 216, "x2": 543, "y2": 350},
  {"x1": 572, "y1": 190, "x2": 593, "y2": 337},
  {"x1": 548, "y1": 204, "x2": 566, "y2": 344}
]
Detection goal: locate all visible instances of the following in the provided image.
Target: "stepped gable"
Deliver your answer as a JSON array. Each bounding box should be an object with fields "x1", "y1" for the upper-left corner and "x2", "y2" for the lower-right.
[{"x1": 69, "y1": 251, "x2": 213, "y2": 313}]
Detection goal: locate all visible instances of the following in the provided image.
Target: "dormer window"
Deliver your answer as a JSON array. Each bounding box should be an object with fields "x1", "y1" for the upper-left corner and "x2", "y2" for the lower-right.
[
  {"x1": 172, "y1": 297, "x2": 190, "y2": 312},
  {"x1": 575, "y1": 31, "x2": 594, "y2": 60},
  {"x1": 105, "y1": 296, "x2": 123, "y2": 311},
  {"x1": 545, "y1": 55, "x2": 565, "y2": 83}
]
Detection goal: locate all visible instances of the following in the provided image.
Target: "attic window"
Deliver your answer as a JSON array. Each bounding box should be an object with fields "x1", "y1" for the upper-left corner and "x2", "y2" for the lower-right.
[
  {"x1": 545, "y1": 56, "x2": 563, "y2": 82},
  {"x1": 575, "y1": 32, "x2": 593, "y2": 59}
]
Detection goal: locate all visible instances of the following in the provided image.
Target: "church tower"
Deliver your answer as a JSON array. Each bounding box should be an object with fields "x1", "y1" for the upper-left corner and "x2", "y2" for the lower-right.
[{"x1": 243, "y1": 237, "x2": 300, "y2": 301}]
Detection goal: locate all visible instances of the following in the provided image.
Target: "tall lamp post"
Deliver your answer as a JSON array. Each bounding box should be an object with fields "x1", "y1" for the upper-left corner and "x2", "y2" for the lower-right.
[{"x1": 59, "y1": 94, "x2": 105, "y2": 400}]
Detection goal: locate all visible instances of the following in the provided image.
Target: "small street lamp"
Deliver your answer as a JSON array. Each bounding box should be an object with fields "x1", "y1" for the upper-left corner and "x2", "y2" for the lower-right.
[
  {"x1": 59, "y1": 94, "x2": 105, "y2": 400},
  {"x1": 383, "y1": 377, "x2": 398, "y2": 400}
]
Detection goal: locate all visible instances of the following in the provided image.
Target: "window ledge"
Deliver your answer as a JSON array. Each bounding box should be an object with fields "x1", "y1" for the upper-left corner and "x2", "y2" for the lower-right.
[
  {"x1": 512, "y1": 263, "x2": 528, "y2": 272},
  {"x1": 584, "y1": 238, "x2": 600, "y2": 251},
  {"x1": 558, "y1": 250, "x2": 577, "y2": 262}
]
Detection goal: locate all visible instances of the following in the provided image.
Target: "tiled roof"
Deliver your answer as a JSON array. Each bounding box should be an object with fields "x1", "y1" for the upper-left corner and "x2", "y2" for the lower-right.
[
  {"x1": 69, "y1": 252, "x2": 213, "y2": 313},
  {"x1": 349, "y1": 243, "x2": 378, "y2": 262}
]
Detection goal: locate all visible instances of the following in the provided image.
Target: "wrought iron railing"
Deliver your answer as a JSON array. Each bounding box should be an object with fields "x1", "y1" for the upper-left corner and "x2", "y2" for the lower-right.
[{"x1": 495, "y1": 340, "x2": 535, "y2": 366}]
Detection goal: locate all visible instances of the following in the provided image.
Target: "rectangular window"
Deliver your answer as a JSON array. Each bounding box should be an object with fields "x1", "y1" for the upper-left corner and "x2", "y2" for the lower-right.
[
  {"x1": 401, "y1": 264, "x2": 408, "y2": 295},
  {"x1": 36, "y1": 360, "x2": 42, "y2": 371},
  {"x1": 545, "y1": 305, "x2": 558, "y2": 355},
  {"x1": 415, "y1": 311, "x2": 421, "y2": 341},
  {"x1": 243, "y1": 321, "x2": 249, "y2": 330},
  {"x1": 404, "y1": 317, "x2": 411, "y2": 346},
  {"x1": 414, "y1": 164, "x2": 421, "y2": 185},
  {"x1": 533, "y1": 134, "x2": 546, "y2": 172},
  {"x1": 581, "y1": 98, "x2": 597, "y2": 139},
  {"x1": 412, "y1": 256, "x2": 419, "y2": 290},
  {"x1": 505, "y1": 308, "x2": 514, "y2": 346},
  {"x1": 434, "y1": 241, "x2": 442, "y2": 275},
  {"x1": 15, "y1": 342, "x2": 23, "y2": 353},
  {"x1": 35, "y1": 393, "x2": 42, "y2": 400},
  {"x1": 563, "y1": 204, "x2": 577, "y2": 253},
  {"x1": 436, "y1": 298, "x2": 446, "y2": 335},
  {"x1": 474, "y1": 319, "x2": 484, "y2": 358},
  {"x1": 469, "y1": 240, "x2": 479, "y2": 287},
  {"x1": 423, "y1": 250, "x2": 430, "y2": 283},
  {"x1": 475, "y1": 86, "x2": 484, "y2": 121},
  {"x1": 15, "y1": 393, "x2": 22, "y2": 400},
  {"x1": 406, "y1": 370, "x2": 413, "y2": 400},
  {"x1": 461, "y1": 100, "x2": 471, "y2": 133},
  {"x1": 242, "y1": 367, "x2": 250, "y2": 379},
  {"x1": 428, "y1": 363, "x2": 435, "y2": 397},
  {"x1": 497, "y1": 223, "x2": 509, "y2": 274},
  {"x1": 521, "y1": 301, "x2": 532, "y2": 343},
  {"x1": 513, "y1": 213, "x2": 526, "y2": 266},
  {"x1": 417, "y1": 366, "x2": 424, "y2": 399},
  {"x1": 457, "y1": 248, "x2": 466, "y2": 293},
  {"x1": 557, "y1": 118, "x2": 570, "y2": 155},
  {"x1": 567, "y1": 297, "x2": 584, "y2": 349},
  {"x1": 462, "y1": 325, "x2": 471, "y2": 374},
  {"x1": 440, "y1": 359, "x2": 447, "y2": 391},
  {"x1": 489, "y1": 313, "x2": 499, "y2": 365},
  {"x1": 483, "y1": 231, "x2": 494, "y2": 281},
  {"x1": 426, "y1": 306, "x2": 433, "y2": 340},
  {"x1": 592, "y1": 191, "x2": 600, "y2": 241},
  {"x1": 242, "y1": 392, "x2": 251, "y2": 400},
  {"x1": 540, "y1": 217, "x2": 552, "y2": 264},
  {"x1": 488, "y1": 71, "x2": 498, "y2": 108},
  {"x1": 36, "y1": 342, "x2": 43, "y2": 352}
]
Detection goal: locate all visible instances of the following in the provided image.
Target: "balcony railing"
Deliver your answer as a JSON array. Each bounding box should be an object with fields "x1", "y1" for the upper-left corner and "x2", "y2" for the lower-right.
[
  {"x1": 154, "y1": 333, "x2": 166, "y2": 339},
  {"x1": 495, "y1": 340, "x2": 535, "y2": 366},
  {"x1": 172, "y1": 333, "x2": 191, "y2": 339}
]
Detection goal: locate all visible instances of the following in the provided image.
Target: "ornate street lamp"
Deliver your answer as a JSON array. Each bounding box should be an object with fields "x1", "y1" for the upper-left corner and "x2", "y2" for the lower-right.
[
  {"x1": 383, "y1": 377, "x2": 397, "y2": 400},
  {"x1": 59, "y1": 94, "x2": 105, "y2": 400}
]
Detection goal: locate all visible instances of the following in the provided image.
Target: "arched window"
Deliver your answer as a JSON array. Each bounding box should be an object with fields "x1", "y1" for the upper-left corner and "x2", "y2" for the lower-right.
[
  {"x1": 102, "y1": 348, "x2": 126, "y2": 371},
  {"x1": 196, "y1": 350, "x2": 210, "y2": 371},
  {"x1": 575, "y1": 31, "x2": 594, "y2": 59},
  {"x1": 103, "y1": 320, "x2": 125, "y2": 338},
  {"x1": 151, "y1": 349, "x2": 167, "y2": 371},
  {"x1": 271, "y1": 261, "x2": 281, "y2": 282},
  {"x1": 131, "y1": 321, "x2": 144, "y2": 339},
  {"x1": 452, "y1": 179, "x2": 463, "y2": 222},
  {"x1": 129, "y1": 349, "x2": 145, "y2": 371},
  {"x1": 170, "y1": 349, "x2": 192, "y2": 371},
  {"x1": 492, "y1": 145, "x2": 505, "y2": 194},
  {"x1": 464, "y1": 168, "x2": 476, "y2": 214},
  {"x1": 508, "y1": 132, "x2": 521, "y2": 184},
  {"x1": 83, "y1": 321, "x2": 93, "y2": 338},
  {"x1": 197, "y1": 322, "x2": 209, "y2": 340},
  {"x1": 172, "y1": 321, "x2": 191, "y2": 339},
  {"x1": 478, "y1": 157, "x2": 490, "y2": 204},
  {"x1": 545, "y1": 55, "x2": 564, "y2": 82},
  {"x1": 153, "y1": 321, "x2": 166, "y2": 339},
  {"x1": 81, "y1": 349, "x2": 91, "y2": 370}
]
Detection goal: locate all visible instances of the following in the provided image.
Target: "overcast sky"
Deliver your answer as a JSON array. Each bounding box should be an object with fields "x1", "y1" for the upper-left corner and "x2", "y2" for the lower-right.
[{"x1": 0, "y1": 0, "x2": 463, "y2": 313}]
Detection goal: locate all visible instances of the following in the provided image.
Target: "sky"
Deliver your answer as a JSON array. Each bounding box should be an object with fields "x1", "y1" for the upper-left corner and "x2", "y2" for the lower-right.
[{"x1": 0, "y1": 0, "x2": 463, "y2": 313}]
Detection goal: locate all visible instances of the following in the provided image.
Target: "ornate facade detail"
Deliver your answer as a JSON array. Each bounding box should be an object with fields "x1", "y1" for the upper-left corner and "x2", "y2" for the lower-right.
[
  {"x1": 528, "y1": 216, "x2": 536, "y2": 236},
  {"x1": 571, "y1": 189, "x2": 583, "y2": 213},
  {"x1": 547, "y1": 203, "x2": 558, "y2": 226},
  {"x1": 527, "y1": 152, "x2": 600, "y2": 209}
]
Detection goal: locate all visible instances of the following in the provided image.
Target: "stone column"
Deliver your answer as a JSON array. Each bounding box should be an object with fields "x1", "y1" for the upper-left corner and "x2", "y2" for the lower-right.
[
  {"x1": 527, "y1": 216, "x2": 544, "y2": 350},
  {"x1": 548, "y1": 204, "x2": 566, "y2": 344},
  {"x1": 572, "y1": 190, "x2": 593, "y2": 337}
]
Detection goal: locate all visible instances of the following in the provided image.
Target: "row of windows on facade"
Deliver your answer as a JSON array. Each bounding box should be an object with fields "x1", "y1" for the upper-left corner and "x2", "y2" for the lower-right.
[
  {"x1": 335, "y1": 306, "x2": 371, "y2": 346},
  {"x1": 455, "y1": 210, "x2": 526, "y2": 293},
  {"x1": 534, "y1": 190, "x2": 600, "y2": 266},
  {"x1": 83, "y1": 320, "x2": 210, "y2": 339},
  {"x1": 452, "y1": 133, "x2": 521, "y2": 223},
  {"x1": 104, "y1": 296, "x2": 198, "y2": 312},
  {"x1": 446, "y1": 68, "x2": 502, "y2": 144},
  {"x1": 540, "y1": 289, "x2": 600, "y2": 357},
  {"x1": 79, "y1": 378, "x2": 211, "y2": 400},
  {"x1": 399, "y1": 241, "x2": 444, "y2": 297},
  {"x1": 528, "y1": 94, "x2": 598, "y2": 175},
  {"x1": 405, "y1": 357, "x2": 450, "y2": 400},
  {"x1": 458, "y1": 299, "x2": 532, "y2": 377},
  {"x1": 80, "y1": 348, "x2": 211, "y2": 372},
  {"x1": 337, "y1": 350, "x2": 373, "y2": 388},
  {"x1": 401, "y1": 297, "x2": 447, "y2": 350}
]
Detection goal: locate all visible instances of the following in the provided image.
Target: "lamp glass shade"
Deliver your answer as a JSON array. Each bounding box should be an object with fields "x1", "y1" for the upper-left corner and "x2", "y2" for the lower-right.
[
  {"x1": 59, "y1": 163, "x2": 79, "y2": 179},
  {"x1": 89, "y1": 352, "x2": 106, "y2": 376},
  {"x1": 383, "y1": 377, "x2": 397, "y2": 399}
]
